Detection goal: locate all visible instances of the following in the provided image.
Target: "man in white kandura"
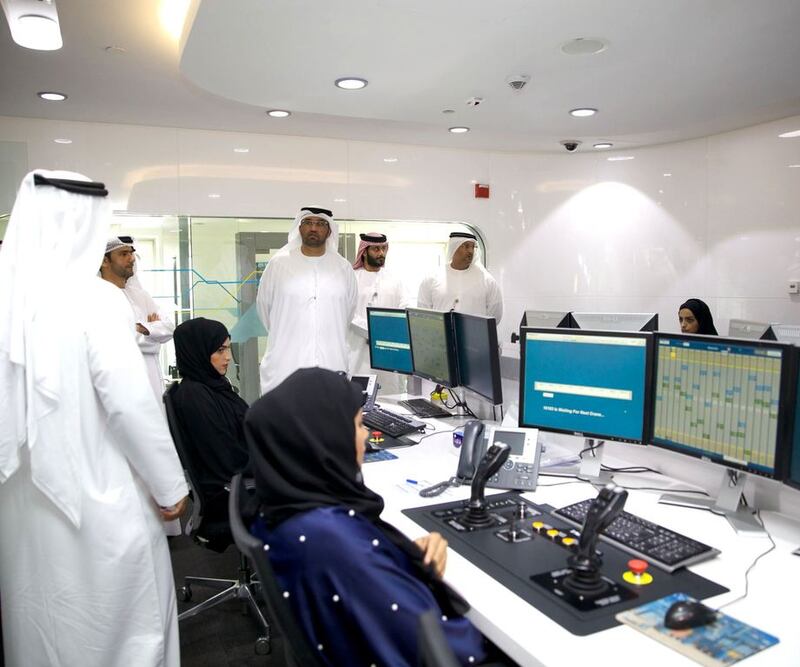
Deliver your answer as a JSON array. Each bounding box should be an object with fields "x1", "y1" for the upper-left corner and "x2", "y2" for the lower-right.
[
  {"x1": 348, "y1": 232, "x2": 408, "y2": 391},
  {"x1": 417, "y1": 231, "x2": 503, "y2": 322},
  {"x1": 100, "y1": 236, "x2": 175, "y2": 401},
  {"x1": 0, "y1": 170, "x2": 188, "y2": 667},
  {"x1": 256, "y1": 206, "x2": 358, "y2": 394}
]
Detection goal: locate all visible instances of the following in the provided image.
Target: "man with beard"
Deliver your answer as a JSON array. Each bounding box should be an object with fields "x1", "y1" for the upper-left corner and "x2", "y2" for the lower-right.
[
  {"x1": 418, "y1": 231, "x2": 503, "y2": 322},
  {"x1": 256, "y1": 207, "x2": 357, "y2": 394},
  {"x1": 348, "y1": 233, "x2": 407, "y2": 390}
]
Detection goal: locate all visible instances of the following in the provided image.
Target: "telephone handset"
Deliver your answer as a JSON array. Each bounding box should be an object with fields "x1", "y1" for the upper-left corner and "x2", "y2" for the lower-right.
[{"x1": 456, "y1": 420, "x2": 487, "y2": 481}]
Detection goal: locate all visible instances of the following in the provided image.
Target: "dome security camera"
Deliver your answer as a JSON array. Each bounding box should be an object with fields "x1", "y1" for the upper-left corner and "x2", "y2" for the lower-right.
[{"x1": 560, "y1": 140, "x2": 582, "y2": 152}]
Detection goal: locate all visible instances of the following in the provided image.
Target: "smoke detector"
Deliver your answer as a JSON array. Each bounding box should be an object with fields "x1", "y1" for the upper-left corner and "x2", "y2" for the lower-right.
[
  {"x1": 505, "y1": 74, "x2": 531, "y2": 91},
  {"x1": 466, "y1": 96, "x2": 484, "y2": 107}
]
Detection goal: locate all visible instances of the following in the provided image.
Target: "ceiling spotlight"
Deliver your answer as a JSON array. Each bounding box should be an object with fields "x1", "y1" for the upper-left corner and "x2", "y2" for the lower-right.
[
  {"x1": 789, "y1": 164, "x2": 800, "y2": 168},
  {"x1": 383, "y1": 157, "x2": 398, "y2": 163},
  {"x1": 593, "y1": 142, "x2": 613, "y2": 149},
  {"x1": 449, "y1": 127, "x2": 470, "y2": 134},
  {"x1": 38, "y1": 91, "x2": 67, "y2": 101},
  {"x1": 607, "y1": 155, "x2": 635, "y2": 161},
  {"x1": 663, "y1": 172, "x2": 673, "y2": 177},
  {"x1": 442, "y1": 109, "x2": 455, "y2": 114},
  {"x1": 208, "y1": 193, "x2": 221, "y2": 198},
  {"x1": 233, "y1": 148, "x2": 250, "y2": 153},
  {"x1": 333, "y1": 198, "x2": 347, "y2": 203},
  {"x1": 266, "y1": 109, "x2": 291, "y2": 118},
  {"x1": 778, "y1": 129, "x2": 800, "y2": 138},
  {"x1": 570, "y1": 108, "x2": 597, "y2": 117},
  {"x1": 335, "y1": 77, "x2": 368, "y2": 90},
  {"x1": 561, "y1": 38, "x2": 608, "y2": 56},
  {"x1": 53, "y1": 138, "x2": 72, "y2": 144}
]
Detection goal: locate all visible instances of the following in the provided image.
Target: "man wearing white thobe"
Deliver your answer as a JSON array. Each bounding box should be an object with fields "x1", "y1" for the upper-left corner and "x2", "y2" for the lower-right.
[
  {"x1": 347, "y1": 232, "x2": 408, "y2": 392},
  {"x1": 417, "y1": 231, "x2": 503, "y2": 323},
  {"x1": 256, "y1": 206, "x2": 358, "y2": 394},
  {"x1": 100, "y1": 236, "x2": 175, "y2": 401},
  {"x1": 0, "y1": 170, "x2": 188, "y2": 667}
]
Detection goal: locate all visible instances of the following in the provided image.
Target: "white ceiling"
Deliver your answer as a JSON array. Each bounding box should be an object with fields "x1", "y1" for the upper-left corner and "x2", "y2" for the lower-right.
[{"x1": 1, "y1": 0, "x2": 800, "y2": 153}]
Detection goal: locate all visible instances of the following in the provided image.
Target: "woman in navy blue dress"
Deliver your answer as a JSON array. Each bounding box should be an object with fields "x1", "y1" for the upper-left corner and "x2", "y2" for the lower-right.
[{"x1": 246, "y1": 367, "x2": 487, "y2": 667}]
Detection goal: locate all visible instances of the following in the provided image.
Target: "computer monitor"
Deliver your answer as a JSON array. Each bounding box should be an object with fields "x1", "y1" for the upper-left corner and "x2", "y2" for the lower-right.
[
  {"x1": 407, "y1": 308, "x2": 458, "y2": 387},
  {"x1": 519, "y1": 328, "x2": 653, "y2": 446},
  {"x1": 786, "y1": 355, "x2": 800, "y2": 491},
  {"x1": 569, "y1": 312, "x2": 658, "y2": 332},
  {"x1": 452, "y1": 312, "x2": 503, "y2": 405},
  {"x1": 727, "y1": 318, "x2": 776, "y2": 340},
  {"x1": 367, "y1": 307, "x2": 413, "y2": 375},
  {"x1": 651, "y1": 333, "x2": 796, "y2": 532},
  {"x1": 771, "y1": 323, "x2": 800, "y2": 346},
  {"x1": 522, "y1": 310, "x2": 571, "y2": 328}
]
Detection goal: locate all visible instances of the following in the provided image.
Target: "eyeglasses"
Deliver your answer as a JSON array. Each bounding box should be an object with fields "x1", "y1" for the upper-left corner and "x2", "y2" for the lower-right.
[{"x1": 300, "y1": 220, "x2": 329, "y2": 229}]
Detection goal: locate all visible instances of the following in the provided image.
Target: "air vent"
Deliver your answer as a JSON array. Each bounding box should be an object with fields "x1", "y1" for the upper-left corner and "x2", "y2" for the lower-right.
[{"x1": 505, "y1": 74, "x2": 531, "y2": 91}]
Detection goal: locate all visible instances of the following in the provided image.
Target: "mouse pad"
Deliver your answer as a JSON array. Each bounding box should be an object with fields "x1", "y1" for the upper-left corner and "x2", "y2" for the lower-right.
[{"x1": 616, "y1": 592, "x2": 779, "y2": 666}]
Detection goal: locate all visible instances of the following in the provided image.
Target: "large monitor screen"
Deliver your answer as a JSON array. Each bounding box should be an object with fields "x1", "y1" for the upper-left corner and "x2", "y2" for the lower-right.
[
  {"x1": 407, "y1": 308, "x2": 457, "y2": 387},
  {"x1": 651, "y1": 334, "x2": 794, "y2": 479},
  {"x1": 519, "y1": 328, "x2": 652, "y2": 444},
  {"x1": 453, "y1": 312, "x2": 503, "y2": 404},
  {"x1": 367, "y1": 308, "x2": 413, "y2": 374},
  {"x1": 727, "y1": 319, "x2": 775, "y2": 340},
  {"x1": 788, "y1": 360, "x2": 800, "y2": 490}
]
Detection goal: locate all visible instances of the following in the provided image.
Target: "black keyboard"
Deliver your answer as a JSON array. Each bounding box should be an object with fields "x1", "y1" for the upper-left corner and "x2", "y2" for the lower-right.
[
  {"x1": 554, "y1": 499, "x2": 720, "y2": 572},
  {"x1": 363, "y1": 408, "x2": 424, "y2": 438},
  {"x1": 399, "y1": 398, "x2": 452, "y2": 419}
]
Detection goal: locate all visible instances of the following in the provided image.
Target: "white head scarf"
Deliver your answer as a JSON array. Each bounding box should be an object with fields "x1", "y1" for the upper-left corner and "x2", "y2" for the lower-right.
[
  {"x1": 446, "y1": 232, "x2": 483, "y2": 267},
  {"x1": 277, "y1": 206, "x2": 339, "y2": 257},
  {"x1": 0, "y1": 170, "x2": 109, "y2": 525}
]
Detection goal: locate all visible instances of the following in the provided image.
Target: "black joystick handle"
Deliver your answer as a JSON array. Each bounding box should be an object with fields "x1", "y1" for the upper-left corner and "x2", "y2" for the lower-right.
[
  {"x1": 564, "y1": 484, "x2": 628, "y2": 595},
  {"x1": 461, "y1": 443, "x2": 511, "y2": 527}
]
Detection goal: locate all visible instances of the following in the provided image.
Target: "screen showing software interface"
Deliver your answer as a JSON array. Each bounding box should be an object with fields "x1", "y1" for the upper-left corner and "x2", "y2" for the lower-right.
[
  {"x1": 368, "y1": 310, "x2": 413, "y2": 373},
  {"x1": 792, "y1": 368, "x2": 800, "y2": 485},
  {"x1": 652, "y1": 337, "x2": 781, "y2": 474},
  {"x1": 492, "y1": 430, "x2": 526, "y2": 456},
  {"x1": 522, "y1": 332, "x2": 647, "y2": 442},
  {"x1": 408, "y1": 310, "x2": 452, "y2": 383}
]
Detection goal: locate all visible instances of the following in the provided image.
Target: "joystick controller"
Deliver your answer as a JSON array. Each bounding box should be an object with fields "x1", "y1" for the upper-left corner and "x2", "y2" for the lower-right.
[
  {"x1": 563, "y1": 484, "x2": 628, "y2": 596},
  {"x1": 460, "y1": 443, "x2": 510, "y2": 527}
]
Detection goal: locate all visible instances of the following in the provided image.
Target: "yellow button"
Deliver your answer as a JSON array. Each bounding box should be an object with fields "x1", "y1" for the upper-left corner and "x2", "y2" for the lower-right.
[
  {"x1": 532, "y1": 521, "x2": 545, "y2": 530},
  {"x1": 546, "y1": 529, "x2": 560, "y2": 538},
  {"x1": 561, "y1": 537, "x2": 577, "y2": 546}
]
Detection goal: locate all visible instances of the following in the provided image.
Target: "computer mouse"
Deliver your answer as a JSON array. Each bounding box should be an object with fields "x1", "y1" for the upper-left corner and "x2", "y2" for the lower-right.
[{"x1": 664, "y1": 600, "x2": 717, "y2": 630}]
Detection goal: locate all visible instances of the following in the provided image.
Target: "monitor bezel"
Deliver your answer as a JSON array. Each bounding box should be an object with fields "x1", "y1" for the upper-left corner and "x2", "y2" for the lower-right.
[
  {"x1": 452, "y1": 311, "x2": 503, "y2": 405},
  {"x1": 518, "y1": 326, "x2": 654, "y2": 445},
  {"x1": 648, "y1": 332, "x2": 797, "y2": 481},
  {"x1": 407, "y1": 307, "x2": 458, "y2": 387},
  {"x1": 569, "y1": 311, "x2": 658, "y2": 332},
  {"x1": 366, "y1": 306, "x2": 413, "y2": 376}
]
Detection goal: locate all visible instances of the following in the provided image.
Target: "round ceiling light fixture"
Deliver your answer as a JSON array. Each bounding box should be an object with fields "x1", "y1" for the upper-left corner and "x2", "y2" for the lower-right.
[
  {"x1": 38, "y1": 91, "x2": 67, "y2": 101},
  {"x1": 53, "y1": 138, "x2": 72, "y2": 144},
  {"x1": 448, "y1": 127, "x2": 470, "y2": 134},
  {"x1": 16, "y1": 14, "x2": 62, "y2": 50},
  {"x1": 570, "y1": 107, "x2": 597, "y2": 117},
  {"x1": 593, "y1": 142, "x2": 613, "y2": 149},
  {"x1": 266, "y1": 109, "x2": 291, "y2": 118},
  {"x1": 560, "y1": 38, "x2": 608, "y2": 56},
  {"x1": 778, "y1": 129, "x2": 800, "y2": 138},
  {"x1": 335, "y1": 77, "x2": 368, "y2": 90},
  {"x1": 233, "y1": 148, "x2": 250, "y2": 153}
]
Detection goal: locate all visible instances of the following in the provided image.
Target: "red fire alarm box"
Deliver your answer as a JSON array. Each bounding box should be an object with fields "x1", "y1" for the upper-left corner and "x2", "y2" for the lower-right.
[{"x1": 474, "y1": 183, "x2": 490, "y2": 199}]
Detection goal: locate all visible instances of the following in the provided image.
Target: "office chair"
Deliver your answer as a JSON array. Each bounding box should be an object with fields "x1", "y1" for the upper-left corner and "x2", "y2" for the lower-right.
[
  {"x1": 228, "y1": 473, "x2": 325, "y2": 667},
  {"x1": 418, "y1": 608, "x2": 461, "y2": 667},
  {"x1": 163, "y1": 383, "x2": 270, "y2": 655}
]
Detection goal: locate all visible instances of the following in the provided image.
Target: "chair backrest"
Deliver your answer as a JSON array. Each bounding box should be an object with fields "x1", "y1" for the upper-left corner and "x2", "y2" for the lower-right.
[
  {"x1": 228, "y1": 474, "x2": 325, "y2": 667},
  {"x1": 418, "y1": 608, "x2": 460, "y2": 667},
  {"x1": 163, "y1": 381, "x2": 205, "y2": 535}
]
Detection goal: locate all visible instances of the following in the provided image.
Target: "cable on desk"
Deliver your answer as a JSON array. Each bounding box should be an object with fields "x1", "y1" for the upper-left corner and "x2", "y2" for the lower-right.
[
  {"x1": 600, "y1": 465, "x2": 660, "y2": 474},
  {"x1": 715, "y1": 511, "x2": 776, "y2": 611},
  {"x1": 578, "y1": 440, "x2": 605, "y2": 459}
]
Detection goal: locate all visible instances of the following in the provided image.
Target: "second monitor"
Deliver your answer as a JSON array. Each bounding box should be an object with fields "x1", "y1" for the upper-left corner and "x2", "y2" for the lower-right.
[{"x1": 406, "y1": 308, "x2": 458, "y2": 387}]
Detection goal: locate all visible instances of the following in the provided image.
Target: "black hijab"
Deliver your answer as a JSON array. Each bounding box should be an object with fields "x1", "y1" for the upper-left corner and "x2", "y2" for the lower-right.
[
  {"x1": 245, "y1": 367, "x2": 469, "y2": 616},
  {"x1": 679, "y1": 298, "x2": 718, "y2": 335},
  {"x1": 172, "y1": 318, "x2": 250, "y2": 493}
]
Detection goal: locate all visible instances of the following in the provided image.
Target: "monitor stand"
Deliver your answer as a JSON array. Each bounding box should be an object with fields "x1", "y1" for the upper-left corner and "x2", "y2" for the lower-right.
[
  {"x1": 658, "y1": 469, "x2": 764, "y2": 535},
  {"x1": 547, "y1": 438, "x2": 612, "y2": 485}
]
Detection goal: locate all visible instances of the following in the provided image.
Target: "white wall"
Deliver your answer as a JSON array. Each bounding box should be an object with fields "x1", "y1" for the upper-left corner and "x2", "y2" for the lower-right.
[{"x1": 1, "y1": 113, "x2": 798, "y2": 345}]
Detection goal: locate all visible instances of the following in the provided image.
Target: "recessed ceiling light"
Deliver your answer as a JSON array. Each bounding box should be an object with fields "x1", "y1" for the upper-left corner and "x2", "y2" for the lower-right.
[
  {"x1": 383, "y1": 157, "x2": 398, "y2": 163},
  {"x1": 593, "y1": 142, "x2": 613, "y2": 149},
  {"x1": 607, "y1": 155, "x2": 634, "y2": 161},
  {"x1": 233, "y1": 147, "x2": 250, "y2": 153},
  {"x1": 561, "y1": 38, "x2": 607, "y2": 56},
  {"x1": 208, "y1": 193, "x2": 221, "y2": 198},
  {"x1": 14, "y1": 14, "x2": 62, "y2": 51},
  {"x1": 335, "y1": 77, "x2": 368, "y2": 90},
  {"x1": 449, "y1": 127, "x2": 470, "y2": 134},
  {"x1": 789, "y1": 164, "x2": 800, "y2": 168},
  {"x1": 333, "y1": 198, "x2": 347, "y2": 203},
  {"x1": 442, "y1": 109, "x2": 455, "y2": 114},
  {"x1": 778, "y1": 129, "x2": 800, "y2": 138},
  {"x1": 38, "y1": 91, "x2": 67, "y2": 101},
  {"x1": 663, "y1": 172, "x2": 672, "y2": 177},
  {"x1": 53, "y1": 138, "x2": 72, "y2": 144},
  {"x1": 266, "y1": 109, "x2": 291, "y2": 118},
  {"x1": 104, "y1": 45, "x2": 127, "y2": 55},
  {"x1": 570, "y1": 108, "x2": 597, "y2": 117}
]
